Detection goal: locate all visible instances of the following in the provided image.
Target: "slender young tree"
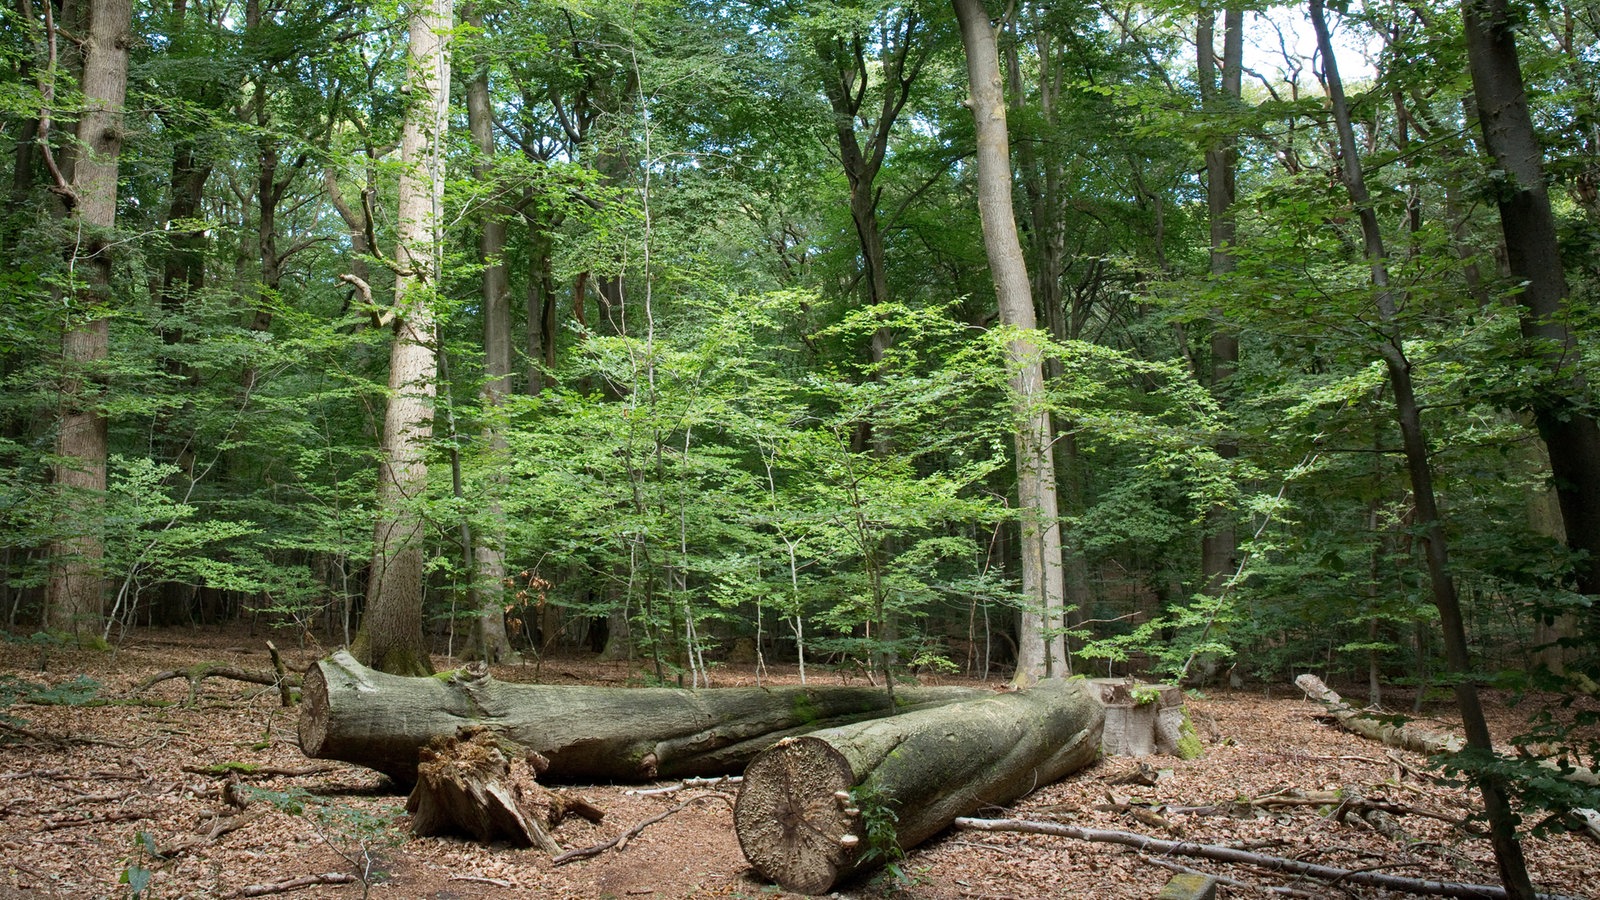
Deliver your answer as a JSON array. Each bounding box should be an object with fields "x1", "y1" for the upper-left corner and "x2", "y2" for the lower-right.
[
  {"x1": 351, "y1": 0, "x2": 453, "y2": 675},
  {"x1": 952, "y1": 0, "x2": 1066, "y2": 680},
  {"x1": 44, "y1": 0, "x2": 133, "y2": 638},
  {"x1": 1461, "y1": 0, "x2": 1600, "y2": 600},
  {"x1": 1310, "y1": 3, "x2": 1536, "y2": 895}
]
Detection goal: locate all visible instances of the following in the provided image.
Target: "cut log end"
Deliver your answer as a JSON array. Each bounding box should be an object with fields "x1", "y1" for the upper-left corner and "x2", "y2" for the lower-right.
[
  {"x1": 734, "y1": 736, "x2": 859, "y2": 894},
  {"x1": 297, "y1": 662, "x2": 330, "y2": 759}
]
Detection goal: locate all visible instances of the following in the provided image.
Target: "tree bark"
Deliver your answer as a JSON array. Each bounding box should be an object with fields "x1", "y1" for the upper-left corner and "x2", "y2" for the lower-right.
[
  {"x1": 1199, "y1": 2, "x2": 1243, "y2": 595},
  {"x1": 297, "y1": 651, "x2": 988, "y2": 786},
  {"x1": 1297, "y1": 673, "x2": 1599, "y2": 833},
  {"x1": 1462, "y1": 0, "x2": 1600, "y2": 597},
  {"x1": 1295, "y1": 673, "x2": 1464, "y2": 755},
  {"x1": 952, "y1": 0, "x2": 1066, "y2": 680},
  {"x1": 352, "y1": 0, "x2": 453, "y2": 676},
  {"x1": 1309, "y1": 4, "x2": 1536, "y2": 896},
  {"x1": 45, "y1": 0, "x2": 132, "y2": 638},
  {"x1": 734, "y1": 678, "x2": 1103, "y2": 894}
]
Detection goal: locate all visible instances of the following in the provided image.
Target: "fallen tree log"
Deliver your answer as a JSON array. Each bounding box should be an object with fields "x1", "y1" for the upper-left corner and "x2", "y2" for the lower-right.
[
  {"x1": 1295, "y1": 674, "x2": 1465, "y2": 755},
  {"x1": 952, "y1": 817, "x2": 1582, "y2": 900},
  {"x1": 1296, "y1": 674, "x2": 1600, "y2": 840},
  {"x1": 734, "y1": 677, "x2": 1103, "y2": 894},
  {"x1": 137, "y1": 663, "x2": 300, "y2": 707},
  {"x1": 298, "y1": 651, "x2": 987, "y2": 786}
]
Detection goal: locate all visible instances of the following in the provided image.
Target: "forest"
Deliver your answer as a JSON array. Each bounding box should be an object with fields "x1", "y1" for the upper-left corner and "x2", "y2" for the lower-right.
[{"x1": 2, "y1": 0, "x2": 1600, "y2": 896}]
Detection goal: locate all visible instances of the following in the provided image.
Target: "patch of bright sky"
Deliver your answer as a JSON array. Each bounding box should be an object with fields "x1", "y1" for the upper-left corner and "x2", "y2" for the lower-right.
[{"x1": 1243, "y1": 1, "x2": 1380, "y2": 90}]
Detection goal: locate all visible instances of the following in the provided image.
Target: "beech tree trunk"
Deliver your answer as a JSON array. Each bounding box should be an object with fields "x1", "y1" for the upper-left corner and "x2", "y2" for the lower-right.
[
  {"x1": 352, "y1": 0, "x2": 452, "y2": 676},
  {"x1": 953, "y1": 0, "x2": 1066, "y2": 679},
  {"x1": 45, "y1": 0, "x2": 133, "y2": 638},
  {"x1": 461, "y1": 3, "x2": 517, "y2": 664},
  {"x1": 298, "y1": 651, "x2": 987, "y2": 786},
  {"x1": 734, "y1": 677, "x2": 1103, "y2": 894},
  {"x1": 1199, "y1": 2, "x2": 1243, "y2": 595},
  {"x1": 1462, "y1": 0, "x2": 1600, "y2": 598},
  {"x1": 1309, "y1": 5, "x2": 1535, "y2": 896}
]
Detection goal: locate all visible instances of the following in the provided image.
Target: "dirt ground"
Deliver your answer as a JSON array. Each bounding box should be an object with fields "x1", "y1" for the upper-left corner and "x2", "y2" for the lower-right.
[{"x1": 1, "y1": 627, "x2": 1597, "y2": 900}]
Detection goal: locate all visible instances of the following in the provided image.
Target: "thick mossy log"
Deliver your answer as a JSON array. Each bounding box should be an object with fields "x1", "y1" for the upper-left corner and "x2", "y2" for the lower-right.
[
  {"x1": 298, "y1": 651, "x2": 987, "y2": 786},
  {"x1": 734, "y1": 677, "x2": 1104, "y2": 894}
]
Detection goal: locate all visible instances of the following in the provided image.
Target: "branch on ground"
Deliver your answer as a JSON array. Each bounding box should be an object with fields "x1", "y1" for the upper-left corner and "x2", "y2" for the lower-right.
[
  {"x1": 953, "y1": 817, "x2": 1581, "y2": 900},
  {"x1": 553, "y1": 792, "x2": 733, "y2": 865}
]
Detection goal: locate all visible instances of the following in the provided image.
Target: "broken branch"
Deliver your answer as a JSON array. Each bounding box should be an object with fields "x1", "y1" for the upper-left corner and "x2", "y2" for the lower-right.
[
  {"x1": 229, "y1": 872, "x2": 358, "y2": 898},
  {"x1": 952, "y1": 817, "x2": 1580, "y2": 900},
  {"x1": 552, "y1": 792, "x2": 733, "y2": 866}
]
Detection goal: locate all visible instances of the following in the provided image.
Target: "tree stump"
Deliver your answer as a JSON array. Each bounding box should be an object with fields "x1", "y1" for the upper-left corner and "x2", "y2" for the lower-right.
[
  {"x1": 1092, "y1": 679, "x2": 1198, "y2": 758},
  {"x1": 734, "y1": 677, "x2": 1104, "y2": 894},
  {"x1": 406, "y1": 726, "x2": 562, "y2": 852}
]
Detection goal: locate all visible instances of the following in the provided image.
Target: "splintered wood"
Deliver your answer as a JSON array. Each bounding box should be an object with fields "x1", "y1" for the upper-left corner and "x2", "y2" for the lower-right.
[{"x1": 405, "y1": 726, "x2": 563, "y2": 852}]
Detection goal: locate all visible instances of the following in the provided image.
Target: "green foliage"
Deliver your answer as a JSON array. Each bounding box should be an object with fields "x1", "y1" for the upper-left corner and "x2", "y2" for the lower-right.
[
  {"x1": 0, "y1": 673, "x2": 102, "y2": 732},
  {"x1": 242, "y1": 786, "x2": 403, "y2": 892},
  {"x1": 849, "y1": 782, "x2": 903, "y2": 868},
  {"x1": 118, "y1": 831, "x2": 161, "y2": 899}
]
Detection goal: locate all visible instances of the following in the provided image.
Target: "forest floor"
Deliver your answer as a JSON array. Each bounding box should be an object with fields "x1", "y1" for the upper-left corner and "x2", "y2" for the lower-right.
[{"x1": 0, "y1": 627, "x2": 1597, "y2": 900}]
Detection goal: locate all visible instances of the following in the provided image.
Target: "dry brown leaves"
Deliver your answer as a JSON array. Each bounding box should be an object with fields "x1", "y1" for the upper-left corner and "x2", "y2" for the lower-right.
[{"x1": 1, "y1": 630, "x2": 1595, "y2": 899}]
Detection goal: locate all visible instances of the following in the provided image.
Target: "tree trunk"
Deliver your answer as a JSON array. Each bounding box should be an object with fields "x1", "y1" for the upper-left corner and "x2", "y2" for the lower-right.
[
  {"x1": 1298, "y1": 672, "x2": 1600, "y2": 844},
  {"x1": 461, "y1": 3, "x2": 517, "y2": 664},
  {"x1": 352, "y1": 0, "x2": 453, "y2": 676},
  {"x1": 1199, "y1": 2, "x2": 1243, "y2": 595},
  {"x1": 952, "y1": 0, "x2": 1066, "y2": 680},
  {"x1": 1309, "y1": 4, "x2": 1536, "y2": 896},
  {"x1": 297, "y1": 651, "x2": 988, "y2": 786},
  {"x1": 734, "y1": 677, "x2": 1103, "y2": 894},
  {"x1": 1004, "y1": 11, "x2": 1094, "y2": 652},
  {"x1": 45, "y1": 0, "x2": 132, "y2": 639},
  {"x1": 1463, "y1": 0, "x2": 1600, "y2": 598}
]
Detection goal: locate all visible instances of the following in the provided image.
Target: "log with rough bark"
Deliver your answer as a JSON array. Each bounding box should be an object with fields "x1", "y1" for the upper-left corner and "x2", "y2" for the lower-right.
[
  {"x1": 298, "y1": 651, "x2": 987, "y2": 786},
  {"x1": 734, "y1": 677, "x2": 1103, "y2": 894},
  {"x1": 1295, "y1": 674, "x2": 1465, "y2": 755}
]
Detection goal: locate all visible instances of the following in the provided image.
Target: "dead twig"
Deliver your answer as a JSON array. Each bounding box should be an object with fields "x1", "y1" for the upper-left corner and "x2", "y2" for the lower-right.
[
  {"x1": 552, "y1": 792, "x2": 733, "y2": 865},
  {"x1": 228, "y1": 872, "x2": 358, "y2": 897},
  {"x1": 625, "y1": 775, "x2": 742, "y2": 797},
  {"x1": 952, "y1": 817, "x2": 1582, "y2": 900},
  {"x1": 181, "y1": 764, "x2": 337, "y2": 779},
  {"x1": 266, "y1": 641, "x2": 295, "y2": 707},
  {"x1": 166, "y1": 810, "x2": 268, "y2": 857},
  {"x1": 0, "y1": 767, "x2": 68, "y2": 780},
  {"x1": 1140, "y1": 855, "x2": 1323, "y2": 899},
  {"x1": 40, "y1": 809, "x2": 149, "y2": 831},
  {"x1": 136, "y1": 663, "x2": 300, "y2": 706}
]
